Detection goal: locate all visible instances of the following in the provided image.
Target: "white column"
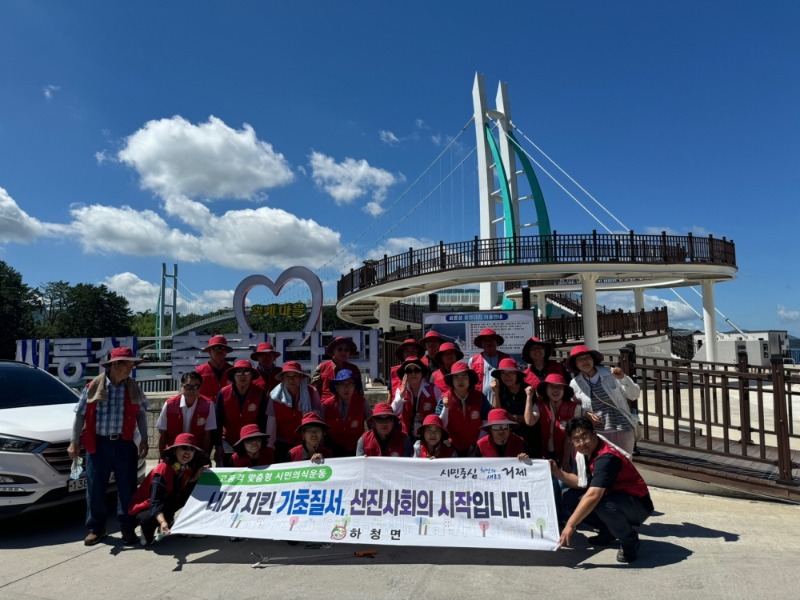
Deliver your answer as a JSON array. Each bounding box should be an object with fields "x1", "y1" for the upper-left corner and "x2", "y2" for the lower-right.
[
  {"x1": 634, "y1": 288, "x2": 645, "y2": 313},
  {"x1": 377, "y1": 298, "x2": 393, "y2": 333},
  {"x1": 701, "y1": 280, "x2": 718, "y2": 363},
  {"x1": 536, "y1": 293, "x2": 547, "y2": 320},
  {"x1": 581, "y1": 274, "x2": 599, "y2": 349}
]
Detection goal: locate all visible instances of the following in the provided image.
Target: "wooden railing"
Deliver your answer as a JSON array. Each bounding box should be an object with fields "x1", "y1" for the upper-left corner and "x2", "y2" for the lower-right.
[
  {"x1": 339, "y1": 231, "x2": 736, "y2": 299},
  {"x1": 537, "y1": 307, "x2": 668, "y2": 344}
]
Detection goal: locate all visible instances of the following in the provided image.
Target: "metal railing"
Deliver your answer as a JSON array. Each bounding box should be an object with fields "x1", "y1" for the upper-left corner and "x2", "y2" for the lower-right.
[
  {"x1": 537, "y1": 307, "x2": 668, "y2": 344},
  {"x1": 339, "y1": 231, "x2": 736, "y2": 300}
]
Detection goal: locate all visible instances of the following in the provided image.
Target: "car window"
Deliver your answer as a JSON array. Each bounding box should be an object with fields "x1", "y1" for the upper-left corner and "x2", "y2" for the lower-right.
[{"x1": 0, "y1": 365, "x2": 79, "y2": 409}]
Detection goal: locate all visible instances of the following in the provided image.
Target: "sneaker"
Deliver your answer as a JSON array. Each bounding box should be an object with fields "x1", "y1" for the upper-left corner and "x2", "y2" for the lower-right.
[
  {"x1": 617, "y1": 541, "x2": 641, "y2": 563},
  {"x1": 84, "y1": 530, "x2": 107, "y2": 546},
  {"x1": 140, "y1": 523, "x2": 157, "y2": 546},
  {"x1": 587, "y1": 533, "x2": 616, "y2": 546},
  {"x1": 121, "y1": 531, "x2": 140, "y2": 546}
]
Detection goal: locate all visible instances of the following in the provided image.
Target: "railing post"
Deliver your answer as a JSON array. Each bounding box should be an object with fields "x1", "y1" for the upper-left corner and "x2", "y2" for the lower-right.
[
  {"x1": 687, "y1": 232, "x2": 695, "y2": 261},
  {"x1": 770, "y1": 358, "x2": 793, "y2": 481},
  {"x1": 439, "y1": 240, "x2": 446, "y2": 270},
  {"x1": 592, "y1": 229, "x2": 598, "y2": 261},
  {"x1": 737, "y1": 350, "x2": 752, "y2": 446},
  {"x1": 661, "y1": 231, "x2": 668, "y2": 261},
  {"x1": 629, "y1": 230, "x2": 636, "y2": 261},
  {"x1": 473, "y1": 236, "x2": 479, "y2": 266}
]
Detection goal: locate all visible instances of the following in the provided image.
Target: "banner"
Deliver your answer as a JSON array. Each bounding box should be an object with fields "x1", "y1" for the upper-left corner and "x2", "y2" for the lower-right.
[{"x1": 171, "y1": 457, "x2": 559, "y2": 551}]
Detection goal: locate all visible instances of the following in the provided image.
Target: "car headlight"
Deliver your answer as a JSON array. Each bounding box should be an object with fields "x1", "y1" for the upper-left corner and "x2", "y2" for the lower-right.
[{"x1": 0, "y1": 435, "x2": 44, "y2": 453}]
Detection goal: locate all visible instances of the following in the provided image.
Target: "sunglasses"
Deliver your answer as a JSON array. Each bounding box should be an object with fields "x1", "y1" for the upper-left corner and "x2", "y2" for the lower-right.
[
  {"x1": 490, "y1": 425, "x2": 511, "y2": 432},
  {"x1": 177, "y1": 445, "x2": 196, "y2": 452},
  {"x1": 234, "y1": 370, "x2": 252, "y2": 376},
  {"x1": 373, "y1": 417, "x2": 395, "y2": 424},
  {"x1": 182, "y1": 384, "x2": 200, "y2": 390},
  {"x1": 334, "y1": 347, "x2": 351, "y2": 352},
  {"x1": 244, "y1": 438, "x2": 264, "y2": 445},
  {"x1": 405, "y1": 368, "x2": 422, "y2": 374},
  {"x1": 210, "y1": 346, "x2": 228, "y2": 352}
]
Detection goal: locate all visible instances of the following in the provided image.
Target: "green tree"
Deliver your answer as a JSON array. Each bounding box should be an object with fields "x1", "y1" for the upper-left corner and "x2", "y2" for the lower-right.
[
  {"x1": 35, "y1": 282, "x2": 133, "y2": 338},
  {"x1": 0, "y1": 261, "x2": 36, "y2": 358},
  {"x1": 131, "y1": 310, "x2": 157, "y2": 337},
  {"x1": 36, "y1": 280, "x2": 71, "y2": 337}
]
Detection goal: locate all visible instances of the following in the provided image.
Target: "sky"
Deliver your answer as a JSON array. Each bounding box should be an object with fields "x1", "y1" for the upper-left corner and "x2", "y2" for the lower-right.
[{"x1": 1, "y1": 1, "x2": 799, "y2": 336}]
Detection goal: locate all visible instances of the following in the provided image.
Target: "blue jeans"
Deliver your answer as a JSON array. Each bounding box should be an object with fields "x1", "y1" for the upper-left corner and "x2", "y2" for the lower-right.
[
  {"x1": 562, "y1": 487, "x2": 653, "y2": 553},
  {"x1": 85, "y1": 437, "x2": 138, "y2": 534}
]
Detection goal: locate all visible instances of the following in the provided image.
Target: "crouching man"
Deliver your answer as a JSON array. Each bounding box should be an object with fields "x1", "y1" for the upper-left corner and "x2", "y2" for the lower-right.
[{"x1": 550, "y1": 416, "x2": 654, "y2": 563}]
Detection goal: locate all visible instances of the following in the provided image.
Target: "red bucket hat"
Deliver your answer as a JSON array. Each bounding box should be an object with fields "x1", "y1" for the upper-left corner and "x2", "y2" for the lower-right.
[
  {"x1": 394, "y1": 338, "x2": 424, "y2": 361},
  {"x1": 536, "y1": 373, "x2": 575, "y2": 400},
  {"x1": 165, "y1": 432, "x2": 204, "y2": 454},
  {"x1": 100, "y1": 346, "x2": 144, "y2": 367},
  {"x1": 481, "y1": 408, "x2": 517, "y2": 431},
  {"x1": 420, "y1": 414, "x2": 449, "y2": 438},
  {"x1": 250, "y1": 341, "x2": 281, "y2": 360},
  {"x1": 368, "y1": 402, "x2": 400, "y2": 426},
  {"x1": 202, "y1": 335, "x2": 234, "y2": 353},
  {"x1": 490, "y1": 357, "x2": 524, "y2": 379},
  {"x1": 234, "y1": 424, "x2": 269, "y2": 447},
  {"x1": 295, "y1": 412, "x2": 329, "y2": 434},
  {"x1": 432, "y1": 342, "x2": 464, "y2": 367},
  {"x1": 443, "y1": 362, "x2": 479, "y2": 388},
  {"x1": 226, "y1": 359, "x2": 259, "y2": 382},
  {"x1": 567, "y1": 345, "x2": 604, "y2": 373},
  {"x1": 521, "y1": 336, "x2": 554, "y2": 363},
  {"x1": 423, "y1": 330, "x2": 446, "y2": 343},
  {"x1": 276, "y1": 361, "x2": 308, "y2": 379},
  {"x1": 474, "y1": 328, "x2": 505, "y2": 348},
  {"x1": 326, "y1": 336, "x2": 357, "y2": 357},
  {"x1": 397, "y1": 356, "x2": 429, "y2": 378}
]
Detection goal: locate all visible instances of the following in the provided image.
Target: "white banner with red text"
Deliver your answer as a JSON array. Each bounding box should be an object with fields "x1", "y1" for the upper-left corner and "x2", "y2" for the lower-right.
[{"x1": 171, "y1": 457, "x2": 559, "y2": 551}]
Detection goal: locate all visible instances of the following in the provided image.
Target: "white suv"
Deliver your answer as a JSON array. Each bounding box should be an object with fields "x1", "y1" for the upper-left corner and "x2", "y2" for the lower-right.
[{"x1": 0, "y1": 360, "x2": 146, "y2": 517}]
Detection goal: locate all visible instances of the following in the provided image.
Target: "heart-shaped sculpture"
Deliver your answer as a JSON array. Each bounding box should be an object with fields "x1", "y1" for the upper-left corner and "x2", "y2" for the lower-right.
[{"x1": 233, "y1": 267, "x2": 323, "y2": 343}]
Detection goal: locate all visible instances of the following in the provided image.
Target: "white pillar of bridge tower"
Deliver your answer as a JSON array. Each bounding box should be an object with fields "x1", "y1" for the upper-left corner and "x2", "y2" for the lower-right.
[{"x1": 472, "y1": 74, "x2": 522, "y2": 310}]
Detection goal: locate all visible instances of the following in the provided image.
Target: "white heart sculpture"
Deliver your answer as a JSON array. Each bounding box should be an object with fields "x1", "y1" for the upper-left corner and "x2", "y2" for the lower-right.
[{"x1": 233, "y1": 267, "x2": 323, "y2": 344}]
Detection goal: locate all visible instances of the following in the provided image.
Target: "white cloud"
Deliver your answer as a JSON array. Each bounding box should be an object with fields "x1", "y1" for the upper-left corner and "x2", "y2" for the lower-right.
[
  {"x1": 102, "y1": 271, "x2": 236, "y2": 314},
  {"x1": 778, "y1": 305, "x2": 800, "y2": 323},
  {"x1": 596, "y1": 290, "x2": 701, "y2": 329},
  {"x1": 365, "y1": 236, "x2": 435, "y2": 260},
  {"x1": 379, "y1": 130, "x2": 400, "y2": 145},
  {"x1": 118, "y1": 116, "x2": 294, "y2": 201},
  {"x1": 0, "y1": 187, "x2": 52, "y2": 243},
  {"x1": 94, "y1": 150, "x2": 108, "y2": 164},
  {"x1": 431, "y1": 134, "x2": 442, "y2": 145},
  {"x1": 43, "y1": 85, "x2": 60, "y2": 100},
  {"x1": 309, "y1": 151, "x2": 403, "y2": 214},
  {"x1": 643, "y1": 226, "x2": 713, "y2": 237}
]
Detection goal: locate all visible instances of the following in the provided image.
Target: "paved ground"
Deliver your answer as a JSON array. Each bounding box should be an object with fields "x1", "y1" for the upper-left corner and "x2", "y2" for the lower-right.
[{"x1": 1, "y1": 484, "x2": 797, "y2": 600}]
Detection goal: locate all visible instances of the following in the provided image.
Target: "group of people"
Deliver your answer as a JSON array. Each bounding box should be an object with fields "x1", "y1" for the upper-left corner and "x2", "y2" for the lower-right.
[{"x1": 68, "y1": 331, "x2": 652, "y2": 563}]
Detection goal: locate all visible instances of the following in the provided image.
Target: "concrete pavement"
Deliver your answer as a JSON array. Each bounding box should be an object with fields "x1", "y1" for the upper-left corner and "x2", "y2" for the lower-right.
[{"x1": 1, "y1": 485, "x2": 797, "y2": 600}]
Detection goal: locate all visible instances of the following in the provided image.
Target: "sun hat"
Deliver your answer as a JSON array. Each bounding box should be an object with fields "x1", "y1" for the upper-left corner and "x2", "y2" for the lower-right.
[
  {"x1": 443, "y1": 361, "x2": 479, "y2": 388},
  {"x1": 490, "y1": 357, "x2": 524, "y2": 379},
  {"x1": 100, "y1": 346, "x2": 144, "y2": 367},
  {"x1": 276, "y1": 361, "x2": 308, "y2": 379},
  {"x1": 423, "y1": 330, "x2": 446, "y2": 343},
  {"x1": 368, "y1": 402, "x2": 400, "y2": 426},
  {"x1": 226, "y1": 359, "x2": 259, "y2": 382},
  {"x1": 326, "y1": 336, "x2": 357, "y2": 357},
  {"x1": 521, "y1": 337, "x2": 555, "y2": 363},
  {"x1": 473, "y1": 328, "x2": 505, "y2": 348},
  {"x1": 295, "y1": 412, "x2": 329, "y2": 434},
  {"x1": 536, "y1": 373, "x2": 575, "y2": 400},
  {"x1": 567, "y1": 345, "x2": 604, "y2": 372},
  {"x1": 432, "y1": 342, "x2": 464, "y2": 367},
  {"x1": 419, "y1": 414, "x2": 449, "y2": 438},
  {"x1": 233, "y1": 424, "x2": 269, "y2": 447},
  {"x1": 202, "y1": 335, "x2": 233, "y2": 353},
  {"x1": 481, "y1": 408, "x2": 517, "y2": 431},
  {"x1": 397, "y1": 356, "x2": 429, "y2": 378},
  {"x1": 250, "y1": 341, "x2": 281, "y2": 360},
  {"x1": 394, "y1": 338, "x2": 425, "y2": 361},
  {"x1": 165, "y1": 432, "x2": 204, "y2": 454},
  {"x1": 329, "y1": 369, "x2": 357, "y2": 394}
]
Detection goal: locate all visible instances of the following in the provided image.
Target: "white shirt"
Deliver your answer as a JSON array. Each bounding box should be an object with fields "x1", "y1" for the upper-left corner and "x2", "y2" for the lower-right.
[{"x1": 156, "y1": 395, "x2": 218, "y2": 433}]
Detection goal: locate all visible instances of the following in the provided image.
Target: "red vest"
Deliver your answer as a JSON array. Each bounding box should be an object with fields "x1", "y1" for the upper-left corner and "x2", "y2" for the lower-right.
[
  {"x1": 589, "y1": 440, "x2": 649, "y2": 497},
  {"x1": 196, "y1": 361, "x2": 231, "y2": 400},
  {"x1": 396, "y1": 383, "x2": 438, "y2": 436},
  {"x1": 470, "y1": 351, "x2": 510, "y2": 392},
  {"x1": 288, "y1": 444, "x2": 333, "y2": 462},
  {"x1": 254, "y1": 367, "x2": 281, "y2": 394},
  {"x1": 444, "y1": 389, "x2": 485, "y2": 452},
  {"x1": 128, "y1": 461, "x2": 193, "y2": 515},
  {"x1": 431, "y1": 369, "x2": 450, "y2": 395},
  {"x1": 418, "y1": 441, "x2": 456, "y2": 459},
  {"x1": 273, "y1": 400, "x2": 306, "y2": 446},
  {"x1": 81, "y1": 382, "x2": 140, "y2": 455},
  {"x1": 322, "y1": 393, "x2": 367, "y2": 455},
  {"x1": 315, "y1": 360, "x2": 362, "y2": 403},
  {"x1": 219, "y1": 384, "x2": 266, "y2": 444},
  {"x1": 477, "y1": 433, "x2": 526, "y2": 457},
  {"x1": 536, "y1": 398, "x2": 580, "y2": 461},
  {"x1": 389, "y1": 365, "x2": 402, "y2": 398},
  {"x1": 163, "y1": 394, "x2": 212, "y2": 446},
  {"x1": 360, "y1": 429, "x2": 408, "y2": 457},
  {"x1": 232, "y1": 447, "x2": 274, "y2": 467},
  {"x1": 524, "y1": 361, "x2": 568, "y2": 392}
]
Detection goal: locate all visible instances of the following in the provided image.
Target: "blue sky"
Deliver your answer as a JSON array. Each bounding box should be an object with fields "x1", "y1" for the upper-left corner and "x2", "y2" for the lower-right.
[{"x1": 1, "y1": 1, "x2": 799, "y2": 336}]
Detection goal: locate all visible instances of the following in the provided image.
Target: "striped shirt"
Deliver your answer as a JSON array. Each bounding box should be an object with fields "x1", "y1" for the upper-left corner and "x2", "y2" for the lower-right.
[
  {"x1": 588, "y1": 377, "x2": 631, "y2": 432},
  {"x1": 75, "y1": 377, "x2": 133, "y2": 436}
]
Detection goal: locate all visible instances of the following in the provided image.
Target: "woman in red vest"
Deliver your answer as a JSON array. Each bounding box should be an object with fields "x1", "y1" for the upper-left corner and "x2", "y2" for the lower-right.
[
  {"x1": 310, "y1": 336, "x2": 363, "y2": 403},
  {"x1": 213, "y1": 360, "x2": 275, "y2": 467},
  {"x1": 322, "y1": 369, "x2": 372, "y2": 457},
  {"x1": 521, "y1": 337, "x2": 568, "y2": 390},
  {"x1": 527, "y1": 374, "x2": 582, "y2": 468},
  {"x1": 129, "y1": 433, "x2": 205, "y2": 545},
  {"x1": 434, "y1": 362, "x2": 491, "y2": 456},
  {"x1": 413, "y1": 414, "x2": 456, "y2": 458},
  {"x1": 251, "y1": 341, "x2": 282, "y2": 393},
  {"x1": 420, "y1": 330, "x2": 445, "y2": 372},
  {"x1": 430, "y1": 342, "x2": 464, "y2": 394},
  {"x1": 271, "y1": 361, "x2": 323, "y2": 462},
  {"x1": 231, "y1": 424, "x2": 274, "y2": 467},
  {"x1": 195, "y1": 335, "x2": 234, "y2": 399},
  {"x1": 391, "y1": 356, "x2": 441, "y2": 440},
  {"x1": 475, "y1": 408, "x2": 530, "y2": 459},
  {"x1": 388, "y1": 338, "x2": 425, "y2": 398},
  {"x1": 288, "y1": 412, "x2": 333, "y2": 462},
  {"x1": 356, "y1": 403, "x2": 413, "y2": 457}
]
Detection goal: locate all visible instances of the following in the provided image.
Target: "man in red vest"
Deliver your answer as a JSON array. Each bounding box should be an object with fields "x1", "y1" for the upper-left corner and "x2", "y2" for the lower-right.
[
  {"x1": 251, "y1": 341, "x2": 282, "y2": 393},
  {"x1": 195, "y1": 335, "x2": 234, "y2": 399},
  {"x1": 467, "y1": 328, "x2": 510, "y2": 405},
  {"x1": 156, "y1": 371, "x2": 216, "y2": 458},
  {"x1": 551, "y1": 416, "x2": 654, "y2": 564}
]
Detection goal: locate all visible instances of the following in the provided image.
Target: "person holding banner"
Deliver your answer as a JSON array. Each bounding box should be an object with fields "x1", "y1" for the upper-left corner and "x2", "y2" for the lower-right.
[
  {"x1": 468, "y1": 328, "x2": 510, "y2": 405},
  {"x1": 430, "y1": 342, "x2": 464, "y2": 394},
  {"x1": 413, "y1": 414, "x2": 457, "y2": 458},
  {"x1": 129, "y1": 433, "x2": 205, "y2": 546},
  {"x1": 476, "y1": 408, "x2": 530, "y2": 459},
  {"x1": 288, "y1": 412, "x2": 332, "y2": 462},
  {"x1": 528, "y1": 374, "x2": 582, "y2": 468},
  {"x1": 195, "y1": 335, "x2": 234, "y2": 399},
  {"x1": 435, "y1": 362, "x2": 492, "y2": 456},
  {"x1": 490, "y1": 358, "x2": 540, "y2": 455},
  {"x1": 271, "y1": 361, "x2": 323, "y2": 461},
  {"x1": 231, "y1": 424, "x2": 274, "y2": 467},
  {"x1": 311, "y1": 336, "x2": 363, "y2": 403},
  {"x1": 356, "y1": 403, "x2": 413, "y2": 457},
  {"x1": 213, "y1": 360, "x2": 276, "y2": 467},
  {"x1": 551, "y1": 416, "x2": 653, "y2": 564},
  {"x1": 521, "y1": 337, "x2": 569, "y2": 391},
  {"x1": 323, "y1": 369, "x2": 372, "y2": 457},
  {"x1": 420, "y1": 330, "x2": 445, "y2": 371},
  {"x1": 391, "y1": 356, "x2": 441, "y2": 440}
]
